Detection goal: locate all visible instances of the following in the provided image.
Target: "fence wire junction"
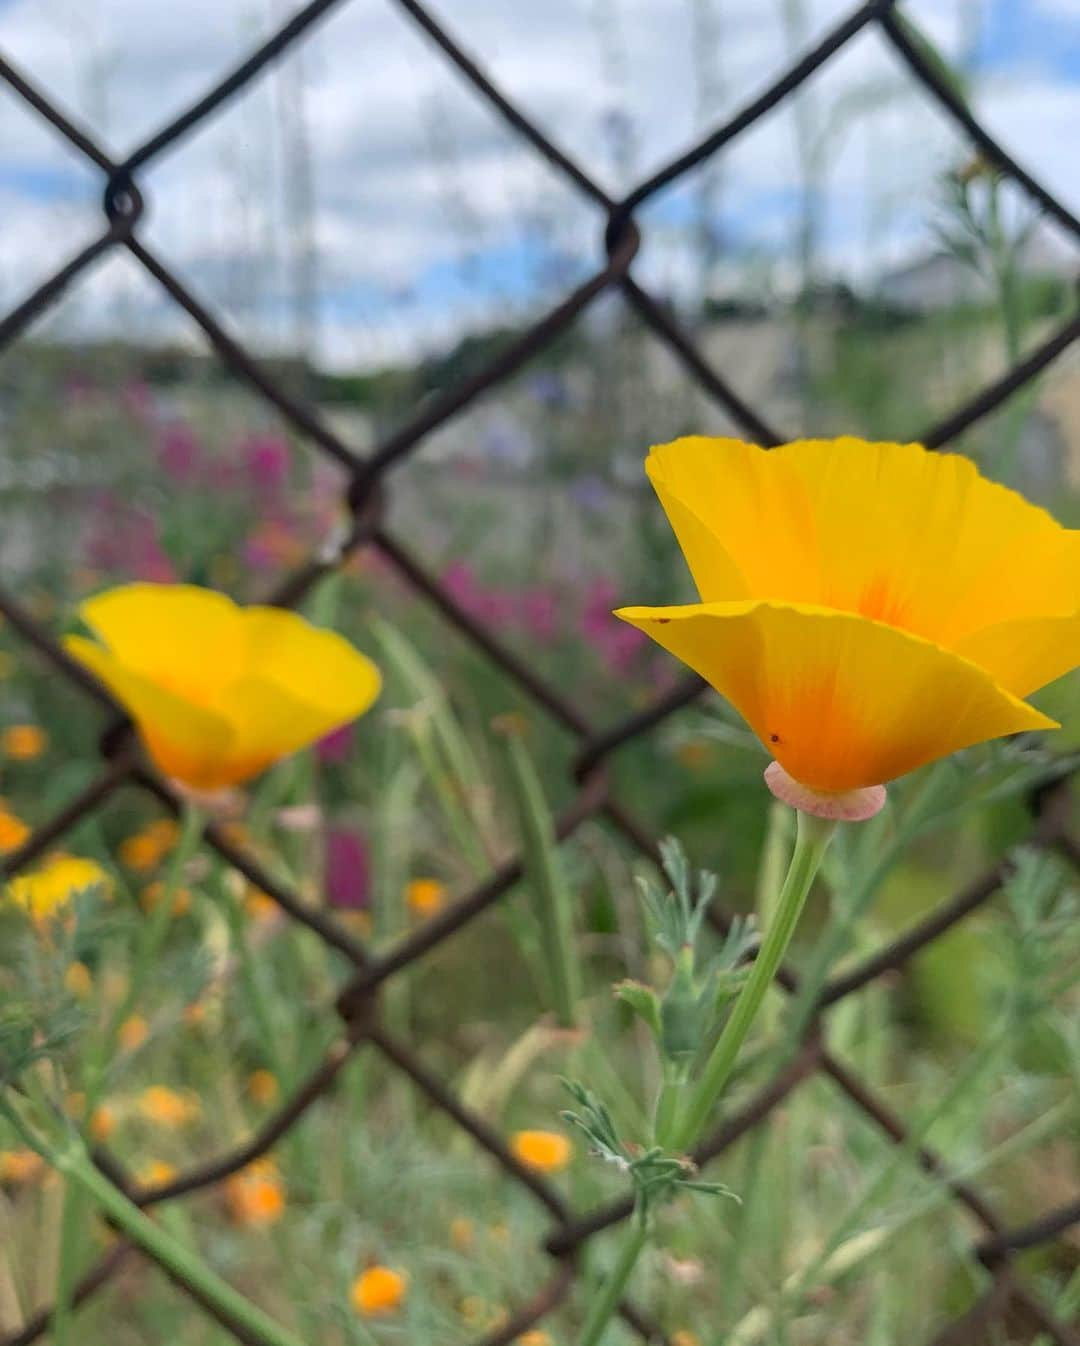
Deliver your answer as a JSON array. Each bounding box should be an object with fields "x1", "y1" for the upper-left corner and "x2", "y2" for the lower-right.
[{"x1": 1, "y1": 1, "x2": 1080, "y2": 1343}]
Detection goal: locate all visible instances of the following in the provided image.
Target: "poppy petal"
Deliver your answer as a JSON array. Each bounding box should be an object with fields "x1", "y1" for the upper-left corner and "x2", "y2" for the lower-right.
[
  {"x1": 239, "y1": 606, "x2": 382, "y2": 722},
  {"x1": 614, "y1": 600, "x2": 1057, "y2": 792},
  {"x1": 954, "y1": 611, "x2": 1080, "y2": 699},
  {"x1": 646, "y1": 437, "x2": 1080, "y2": 645},
  {"x1": 78, "y1": 584, "x2": 248, "y2": 700},
  {"x1": 64, "y1": 636, "x2": 235, "y2": 789}
]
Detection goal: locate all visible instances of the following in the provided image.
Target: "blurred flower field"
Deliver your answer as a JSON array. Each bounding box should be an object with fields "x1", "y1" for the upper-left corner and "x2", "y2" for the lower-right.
[{"x1": 0, "y1": 81, "x2": 1078, "y2": 1337}]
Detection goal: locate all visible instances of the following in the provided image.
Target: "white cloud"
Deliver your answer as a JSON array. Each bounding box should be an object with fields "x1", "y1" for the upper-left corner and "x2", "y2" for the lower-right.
[{"x1": 0, "y1": 0, "x2": 1076, "y2": 365}]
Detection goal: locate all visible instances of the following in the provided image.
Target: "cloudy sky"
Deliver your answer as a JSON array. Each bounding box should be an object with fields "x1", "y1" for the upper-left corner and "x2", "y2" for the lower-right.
[{"x1": 1, "y1": 0, "x2": 1078, "y2": 368}]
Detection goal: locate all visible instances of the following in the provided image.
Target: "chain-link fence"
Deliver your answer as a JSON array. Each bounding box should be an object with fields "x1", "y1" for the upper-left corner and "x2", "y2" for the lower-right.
[{"x1": 1, "y1": 1, "x2": 1079, "y2": 1342}]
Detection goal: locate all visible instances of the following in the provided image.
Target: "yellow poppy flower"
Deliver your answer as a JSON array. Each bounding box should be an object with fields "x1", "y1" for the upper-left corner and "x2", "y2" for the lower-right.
[
  {"x1": 7, "y1": 855, "x2": 110, "y2": 922},
  {"x1": 65, "y1": 584, "x2": 381, "y2": 792},
  {"x1": 617, "y1": 437, "x2": 1078, "y2": 811},
  {"x1": 351, "y1": 1265, "x2": 406, "y2": 1317},
  {"x1": 510, "y1": 1129, "x2": 573, "y2": 1173}
]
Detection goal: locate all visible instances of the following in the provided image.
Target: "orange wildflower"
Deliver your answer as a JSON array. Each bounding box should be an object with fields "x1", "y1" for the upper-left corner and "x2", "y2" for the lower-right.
[
  {"x1": 66, "y1": 584, "x2": 381, "y2": 791},
  {"x1": 247, "y1": 1070, "x2": 279, "y2": 1106},
  {"x1": 138, "y1": 1160, "x2": 178, "y2": 1186},
  {"x1": 224, "y1": 1159, "x2": 286, "y2": 1227},
  {"x1": 118, "y1": 1014, "x2": 149, "y2": 1051},
  {"x1": 0, "y1": 1150, "x2": 45, "y2": 1186},
  {"x1": 406, "y1": 876, "x2": 446, "y2": 917},
  {"x1": 244, "y1": 887, "x2": 279, "y2": 923},
  {"x1": 2, "y1": 724, "x2": 46, "y2": 761},
  {"x1": 141, "y1": 880, "x2": 192, "y2": 916},
  {"x1": 618, "y1": 437, "x2": 1079, "y2": 818},
  {"x1": 510, "y1": 1130, "x2": 572, "y2": 1174},
  {"x1": 138, "y1": 1085, "x2": 200, "y2": 1127},
  {"x1": 351, "y1": 1265, "x2": 406, "y2": 1317},
  {"x1": 0, "y1": 807, "x2": 29, "y2": 854},
  {"x1": 120, "y1": 831, "x2": 164, "y2": 872},
  {"x1": 89, "y1": 1105, "x2": 117, "y2": 1143}
]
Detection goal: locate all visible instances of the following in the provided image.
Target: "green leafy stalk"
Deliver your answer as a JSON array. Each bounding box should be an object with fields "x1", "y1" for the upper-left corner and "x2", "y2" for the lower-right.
[
  {"x1": 84, "y1": 802, "x2": 205, "y2": 1109},
  {"x1": 670, "y1": 810, "x2": 835, "y2": 1152},
  {"x1": 501, "y1": 728, "x2": 581, "y2": 1028},
  {"x1": 55, "y1": 1141, "x2": 306, "y2": 1346},
  {"x1": 576, "y1": 1207, "x2": 649, "y2": 1346}
]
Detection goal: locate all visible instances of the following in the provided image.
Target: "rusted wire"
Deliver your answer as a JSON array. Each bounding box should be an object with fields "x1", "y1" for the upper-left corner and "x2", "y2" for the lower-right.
[{"x1": 1, "y1": 0, "x2": 1078, "y2": 1342}]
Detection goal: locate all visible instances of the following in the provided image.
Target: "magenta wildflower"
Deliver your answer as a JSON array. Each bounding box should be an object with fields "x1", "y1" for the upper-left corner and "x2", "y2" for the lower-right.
[{"x1": 325, "y1": 830, "x2": 370, "y2": 911}]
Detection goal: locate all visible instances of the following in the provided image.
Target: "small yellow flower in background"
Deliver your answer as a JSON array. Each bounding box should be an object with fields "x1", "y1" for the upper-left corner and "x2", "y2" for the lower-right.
[
  {"x1": 119, "y1": 1014, "x2": 149, "y2": 1052},
  {"x1": 138, "y1": 1085, "x2": 200, "y2": 1128},
  {"x1": 89, "y1": 1105, "x2": 117, "y2": 1143},
  {"x1": 64, "y1": 961, "x2": 94, "y2": 998},
  {"x1": 138, "y1": 1160, "x2": 178, "y2": 1187},
  {"x1": 0, "y1": 806, "x2": 29, "y2": 854},
  {"x1": 517, "y1": 1331, "x2": 553, "y2": 1346},
  {"x1": 2, "y1": 724, "x2": 46, "y2": 761},
  {"x1": 670, "y1": 1332, "x2": 701, "y2": 1346},
  {"x1": 406, "y1": 876, "x2": 446, "y2": 917},
  {"x1": 7, "y1": 854, "x2": 109, "y2": 923},
  {"x1": 351, "y1": 1266, "x2": 407, "y2": 1318},
  {"x1": 247, "y1": 1070, "x2": 279, "y2": 1106},
  {"x1": 0, "y1": 1149, "x2": 45, "y2": 1186},
  {"x1": 182, "y1": 1001, "x2": 207, "y2": 1028},
  {"x1": 65, "y1": 584, "x2": 381, "y2": 792},
  {"x1": 511, "y1": 1130, "x2": 572, "y2": 1174},
  {"x1": 224, "y1": 1158, "x2": 286, "y2": 1227},
  {"x1": 449, "y1": 1215, "x2": 475, "y2": 1252},
  {"x1": 142, "y1": 880, "x2": 192, "y2": 917},
  {"x1": 618, "y1": 437, "x2": 1080, "y2": 820}
]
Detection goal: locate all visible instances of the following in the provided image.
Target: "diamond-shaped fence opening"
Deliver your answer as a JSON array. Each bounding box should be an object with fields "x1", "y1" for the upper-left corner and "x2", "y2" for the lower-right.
[{"x1": 1, "y1": 0, "x2": 1079, "y2": 1342}]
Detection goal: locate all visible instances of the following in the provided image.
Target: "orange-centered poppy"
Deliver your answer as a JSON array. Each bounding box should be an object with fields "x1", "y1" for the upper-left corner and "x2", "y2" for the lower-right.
[
  {"x1": 617, "y1": 437, "x2": 1078, "y2": 810},
  {"x1": 66, "y1": 584, "x2": 381, "y2": 791}
]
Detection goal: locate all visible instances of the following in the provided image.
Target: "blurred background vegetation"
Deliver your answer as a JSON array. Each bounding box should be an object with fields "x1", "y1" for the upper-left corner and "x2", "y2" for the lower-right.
[{"x1": 0, "y1": 0, "x2": 1078, "y2": 1341}]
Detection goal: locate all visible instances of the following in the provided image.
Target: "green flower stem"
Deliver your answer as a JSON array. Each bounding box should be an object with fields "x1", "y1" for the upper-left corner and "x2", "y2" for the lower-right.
[
  {"x1": 51, "y1": 1141, "x2": 306, "y2": 1346},
  {"x1": 84, "y1": 802, "x2": 206, "y2": 1109},
  {"x1": 577, "y1": 1203, "x2": 650, "y2": 1346},
  {"x1": 51, "y1": 1181, "x2": 83, "y2": 1346},
  {"x1": 671, "y1": 811, "x2": 836, "y2": 1153},
  {"x1": 652, "y1": 1062, "x2": 688, "y2": 1151}
]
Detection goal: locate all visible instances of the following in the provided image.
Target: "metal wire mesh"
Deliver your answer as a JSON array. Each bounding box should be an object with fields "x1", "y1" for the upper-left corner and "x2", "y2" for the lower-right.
[{"x1": 1, "y1": 1, "x2": 1079, "y2": 1342}]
